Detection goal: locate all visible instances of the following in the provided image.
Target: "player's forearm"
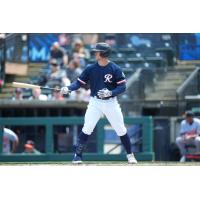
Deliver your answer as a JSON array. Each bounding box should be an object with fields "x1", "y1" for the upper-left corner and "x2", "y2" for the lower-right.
[
  {"x1": 111, "y1": 84, "x2": 126, "y2": 96},
  {"x1": 68, "y1": 80, "x2": 81, "y2": 91}
]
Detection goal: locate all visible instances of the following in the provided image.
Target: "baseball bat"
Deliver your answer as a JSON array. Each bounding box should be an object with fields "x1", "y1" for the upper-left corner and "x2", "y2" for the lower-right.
[{"x1": 12, "y1": 82, "x2": 61, "y2": 91}]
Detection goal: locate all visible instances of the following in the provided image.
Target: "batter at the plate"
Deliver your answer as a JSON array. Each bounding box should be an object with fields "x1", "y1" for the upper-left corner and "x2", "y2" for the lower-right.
[{"x1": 61, "y1": 42, "x2": 137, "y2": 164}]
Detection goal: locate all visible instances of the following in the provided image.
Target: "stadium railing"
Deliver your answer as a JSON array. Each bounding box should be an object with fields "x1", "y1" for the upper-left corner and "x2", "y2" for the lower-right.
[
  {"x1": 176, "y1": 67, "x2": 200, "y2": 114},
  {"x1": 0, "y1": 116, "x2": 154, "y2": 162}
]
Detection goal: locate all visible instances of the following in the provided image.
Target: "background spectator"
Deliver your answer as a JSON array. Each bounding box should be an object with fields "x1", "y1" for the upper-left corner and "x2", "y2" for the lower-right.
[
  {"x1": 12, "y1": 88, "x2": 23, "y2": 100},
  {"x1": 22, "y1": 140, "x2": 41, "y2": 154},
  {"x1": 69, "y1": 88, "x2": 91, "y2": 102},
  {"x1": 72, "y1": 52, "x2": 86, "y2": 69},
  {"x1": 82, "y1": 34, "x2": 99, "y2": 45},
  {"x1": 66, "y1": 59, "x2": 82, "y2": 81},
  {"x1": 50, "y1": 41, "x2": 68, "y2": 67},
  {"x1": 71, "y1": 38, "x2": 90, "y2": 60},
  {"x1": 50, "y1": 86, "x2": 65, "y2": 100},
  {"x1": 2, "y1": 127, "x2": 19, "y2": 154},
  {"x1": 29, "y1": 88, "x2": 47, "y2": 100},
  {"x1": 45, "y1": 59, "x2": 70, "y2": 88},
  {"x1": 104, "y1": 34, "x2": 117, "y2": 47},
  {"x1": 69, "y1": 38, "x2": 90, "y2": 69}
]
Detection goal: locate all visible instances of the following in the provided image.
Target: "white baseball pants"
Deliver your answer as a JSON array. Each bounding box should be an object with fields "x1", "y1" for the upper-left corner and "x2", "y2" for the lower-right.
[
  {"x1": 176, "y1": 136, "x2": 200, "y2": 155},
  {"x1": 82, "y1": 97, "x2": 127, "y2": 136}
]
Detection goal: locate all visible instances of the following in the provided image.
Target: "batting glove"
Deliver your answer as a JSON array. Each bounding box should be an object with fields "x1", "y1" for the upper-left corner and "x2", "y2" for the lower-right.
[
  {"x1": 60, "y1": 87, "x2": 69, "y2": 95},
  {"x1": 97, "y1": 89, "x2": 112, "y2": 99}
]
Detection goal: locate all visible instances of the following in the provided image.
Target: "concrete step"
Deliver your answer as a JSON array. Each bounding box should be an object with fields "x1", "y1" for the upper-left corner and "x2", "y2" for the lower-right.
[
  {"x1": 145, "y1": 64, "x2": 196, "y2": 101},
  {"x1": 164, "y1": 74, "x2": 188, "y2": 79},
  {"x1": 145, "y1": 97, "x2": 175, "y2": 101},
  {"x1": 147, "y1": 95, "x2": 176, "y2": 100},
  {"x1": 146, "y1": 90, "x2": 179, "y2": 100},
  {"x1": 154, "y1": 80, "x2": 186, "y2": 89},
  {"x1": 154, "y1": 86, "x2": 180, "y2": 91},
  {"x1": 152, "y1": 88, "x2": 177, "y2": 92},
  {"x1": 166, "y1": 74, "x2": 190, "y2": 79},
  {"x1": 174, "y1": 64, "x2": 196, "y2": 70},
  {"x1": 155, "y1": 80, "x2": 183, "y2": 86}
]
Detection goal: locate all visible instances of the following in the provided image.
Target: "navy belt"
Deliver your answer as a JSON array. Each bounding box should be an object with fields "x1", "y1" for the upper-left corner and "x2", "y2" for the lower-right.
[{"x1": 93, "y1": 96, "x2": 113, "y2": 100}]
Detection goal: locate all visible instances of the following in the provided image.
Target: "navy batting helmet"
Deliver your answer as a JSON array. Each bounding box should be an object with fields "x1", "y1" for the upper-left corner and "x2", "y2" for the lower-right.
[
  {"x1": 91, "y1": 42, "x2": 111, "y2": 57},
  {"x1": 185, "y1": 111, "x2": 194, "y2": 117}
]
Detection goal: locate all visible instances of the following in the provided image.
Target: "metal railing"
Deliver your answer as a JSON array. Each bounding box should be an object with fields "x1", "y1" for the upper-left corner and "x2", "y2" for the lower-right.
[
  {"x1": 176, "y1": 67, "x2": 200, "y2": 114},
  {"x1": 0, "y1": 116, "x2": 154, "y2": 162},
  {"x1": 125, "y1": 68, "x2": 144, "y2": 100}
]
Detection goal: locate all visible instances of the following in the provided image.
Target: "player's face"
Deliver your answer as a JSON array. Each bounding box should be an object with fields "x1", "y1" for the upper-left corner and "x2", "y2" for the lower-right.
[
  {"x1": 95, "y1": 52, "x2": 101, "y2": 61},
  {"x1": 186, "y1": 116, "x2": 193, "y2": 124}
]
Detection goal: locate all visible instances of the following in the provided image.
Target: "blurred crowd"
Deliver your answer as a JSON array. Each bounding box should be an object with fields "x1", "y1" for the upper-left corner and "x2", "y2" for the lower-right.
[{"x1": 12, "y1": 37, "x2": 93, "y2": 102}]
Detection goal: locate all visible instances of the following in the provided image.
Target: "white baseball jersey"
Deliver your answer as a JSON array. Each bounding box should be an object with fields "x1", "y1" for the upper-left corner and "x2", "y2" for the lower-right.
[
  {"x1": 3, "y1": 128, "x2": 18, "y2": 153},
  {"x1": 180, "y1": 118, "x2": 200, "y2": 135}
]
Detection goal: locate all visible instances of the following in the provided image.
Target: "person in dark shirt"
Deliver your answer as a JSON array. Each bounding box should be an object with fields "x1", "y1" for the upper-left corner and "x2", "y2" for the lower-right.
[
  {"x1": 50, "y1": 42, "x2": 68, "y2": 66},
  {"x1": 45, "y1": 59, "x2": 70, "y2": 88},
  {"x1": 61, "y1": 42, "x2": 137, "y2": 164}
]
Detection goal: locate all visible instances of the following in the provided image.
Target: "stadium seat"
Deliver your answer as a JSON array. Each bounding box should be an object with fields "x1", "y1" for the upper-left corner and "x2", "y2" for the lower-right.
[
  {"x1": 115, "y1": 60, "x2": 126, "y2": 67},
  {"x1": 29, "y1": 76, "x2": 40, "y2": 85},
  {"x1": 156, "y1": 47, "x2": 176, "y2": 66},
  {"x1": 111, "y1": 57, "x2": 125, "y2": 63},
  {"x1": 145, "y1": 56, "x2": 167, "y2": 69},
  {"x1": 118, "y1": 47, "x2": 136, "y2": 53}
]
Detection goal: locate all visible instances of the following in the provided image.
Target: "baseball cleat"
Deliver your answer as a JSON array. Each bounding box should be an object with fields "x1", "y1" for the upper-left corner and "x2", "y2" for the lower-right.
[
  {"x1": 180, "y1": 156, "x2": 186, "y2": 163},
  {"x1": 127, "y1": 153, "x2": 138, "y2": 164},
  {"x1": 72, "y1": 154, "x2": 83, "y2": 164}
]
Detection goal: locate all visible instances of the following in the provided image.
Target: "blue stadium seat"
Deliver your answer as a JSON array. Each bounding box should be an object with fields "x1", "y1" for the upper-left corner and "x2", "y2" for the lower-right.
[{"x1": 118, "y1": 47, "x2": 136, "y2": 53}]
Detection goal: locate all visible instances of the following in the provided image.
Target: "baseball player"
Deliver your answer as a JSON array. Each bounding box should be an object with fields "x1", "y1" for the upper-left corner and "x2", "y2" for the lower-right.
[
  {"x1": 61, "y1": 42, "x2": 137, "y2": 164},
  {"x1": 176, "y1": 111, "x2": 200, "y2": 162},
  {"x1": 2, "y1": 127, "x2": 19, "y2": 154}
]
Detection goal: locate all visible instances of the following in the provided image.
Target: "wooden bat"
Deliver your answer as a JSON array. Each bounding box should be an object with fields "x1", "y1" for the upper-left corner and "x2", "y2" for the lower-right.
[{"x1": 12, "y1": 82, "x2": 61, "y2": 91}]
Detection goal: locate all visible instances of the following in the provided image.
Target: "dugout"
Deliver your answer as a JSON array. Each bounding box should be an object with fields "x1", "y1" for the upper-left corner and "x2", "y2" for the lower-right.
[
  {"x1": 0, "y1": 100, "x2": 186, "y2": 162},
  {"x1": 0, "y1": 101, "x2": 154, "y2": 162}
]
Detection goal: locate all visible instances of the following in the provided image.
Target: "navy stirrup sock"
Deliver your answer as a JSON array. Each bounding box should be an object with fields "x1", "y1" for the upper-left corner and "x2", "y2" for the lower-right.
[
  {"x1": 75, "y1": 131, "x2": 89, "y2": 157},
  {"x1": 120, "y1": 134, "x2": 132, "y2": 154}
]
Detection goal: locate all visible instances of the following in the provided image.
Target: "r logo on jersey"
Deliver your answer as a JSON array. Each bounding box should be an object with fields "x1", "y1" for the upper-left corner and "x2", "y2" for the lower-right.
[{"x1": 104, "y1": 74, "x2": 113, "y2": 83}]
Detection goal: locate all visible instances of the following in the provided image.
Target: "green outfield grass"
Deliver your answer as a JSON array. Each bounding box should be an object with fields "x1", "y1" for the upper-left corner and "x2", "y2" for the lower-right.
[{"x1": 0, "y1": 161, "x2": 200, "y2": 166}]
